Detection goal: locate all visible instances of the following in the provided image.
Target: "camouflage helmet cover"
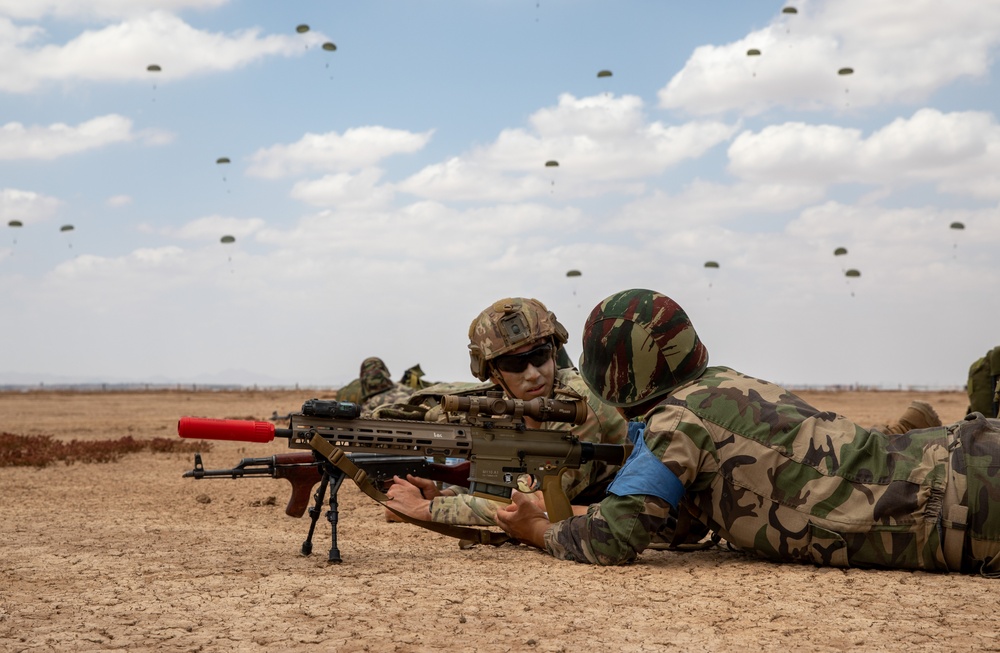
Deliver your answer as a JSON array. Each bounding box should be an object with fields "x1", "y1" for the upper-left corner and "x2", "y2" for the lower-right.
[
  {"x1": 468, "y1": 297, "x2": 569, "y2": 381},
  {"x1": 580, "y1": 289, "x2": 709, "y2": 407},
  {"x1": 359, "y1": 357, "x2": 394, "y2": 401}
]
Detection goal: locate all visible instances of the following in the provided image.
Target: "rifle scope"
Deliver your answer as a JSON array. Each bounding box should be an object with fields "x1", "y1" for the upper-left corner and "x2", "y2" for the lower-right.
[{"x1": 441, "y1": 394, "x2": 586, "y2": 425}]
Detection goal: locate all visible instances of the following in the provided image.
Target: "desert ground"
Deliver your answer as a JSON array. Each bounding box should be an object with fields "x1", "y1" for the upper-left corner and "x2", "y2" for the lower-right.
[{"x1": 1, "y1": 387, "x2": 996, "y2": 652}]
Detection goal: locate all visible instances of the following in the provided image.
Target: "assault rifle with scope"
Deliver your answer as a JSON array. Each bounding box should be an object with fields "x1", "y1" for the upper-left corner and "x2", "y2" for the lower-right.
[{"x1": 178, "y1": 393, "x2": 631, "y2": 562}]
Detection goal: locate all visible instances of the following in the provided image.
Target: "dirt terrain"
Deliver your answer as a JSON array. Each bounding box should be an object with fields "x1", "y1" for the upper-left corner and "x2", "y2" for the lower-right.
[{"x1": 1, "y1": 388, "x2": 996, "y2": 652}]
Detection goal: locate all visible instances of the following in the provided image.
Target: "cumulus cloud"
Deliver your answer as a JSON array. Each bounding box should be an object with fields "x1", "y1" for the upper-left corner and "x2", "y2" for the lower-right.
[
  {"x1": 0, "y1": 0, "x2": 229, "y2": 20},
  {"x1": 398, "y1": 94, "x2": 737, "y2": 202},
  {"x1": 246, "y1": 127, "x2": 433, "y2": 179},
  {"x1": 659, "y1": 0, "x2": 1000, "y2": 115},
  {"x1": 290, "y1": 168, "x2": 396, "y2": 209},
  {"x1": 0, "y1": 114, "x2": 136, "y2": 160},
  {"x1": 1, "y1": 188, "x2": 62, "y2": 225},
  {"x1": 161, "y1": 214, "x2": 266, "y2": 242},
  {"x1": 0, "y1": 11, "x2": 320, "y2": 93},
  {"x1": 728, "y1": 109, "x2": 1000, "y2": 199}
]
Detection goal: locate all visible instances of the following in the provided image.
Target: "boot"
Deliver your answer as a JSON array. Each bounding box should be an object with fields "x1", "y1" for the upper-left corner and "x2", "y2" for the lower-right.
[{"x1": 880, "y1": 400, "x2": 942, "y2": 435}]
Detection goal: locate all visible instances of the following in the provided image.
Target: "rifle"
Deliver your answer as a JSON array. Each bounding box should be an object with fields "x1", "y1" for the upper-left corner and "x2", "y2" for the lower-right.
[
  {"x1": 182, "y1": 451, "x2": 471, "y2": 561},
  {"x1": 178, "y1": 393, "x2": 631, "y2": 562}
]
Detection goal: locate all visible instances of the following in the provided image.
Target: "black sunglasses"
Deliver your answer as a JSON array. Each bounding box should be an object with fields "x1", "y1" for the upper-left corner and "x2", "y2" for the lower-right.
[{"x1": 493, "y1": 343, "x2": 553, "y2": 374}]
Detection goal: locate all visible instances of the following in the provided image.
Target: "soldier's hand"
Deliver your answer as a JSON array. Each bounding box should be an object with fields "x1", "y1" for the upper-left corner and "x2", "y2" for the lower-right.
[
  {"x1": 494, "y1": 492, "x2": 551, "y2": 549},
  {"x1": 384, "y1": 475, "x2": 432, "y2": 522},
  {"x1": 405, "y1": 474, "x2": 444, "y2": 500}
]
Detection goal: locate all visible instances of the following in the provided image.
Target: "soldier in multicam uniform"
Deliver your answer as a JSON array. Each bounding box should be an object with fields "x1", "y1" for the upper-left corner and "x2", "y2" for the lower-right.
[
  {"x1": 385, "y1": 297, "x2": 629, "y2": 526},
  {"x1": 358, "y1": 357, "x2": 416, "y2": 417},
  {"x1": 496, "y1": 288, "x2": 1000, "y2": 575}
]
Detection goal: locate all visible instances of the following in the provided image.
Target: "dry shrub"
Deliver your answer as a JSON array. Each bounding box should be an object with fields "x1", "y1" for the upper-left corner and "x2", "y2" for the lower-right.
[{"x1": 0, "y1": 433, "x2": 213, "y2": 468}]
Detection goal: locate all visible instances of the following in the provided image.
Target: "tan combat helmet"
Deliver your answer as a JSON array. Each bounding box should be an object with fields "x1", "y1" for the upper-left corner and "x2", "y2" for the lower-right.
[{"x1": 468, "y1": 297, "x2": 569, "y2": 381}]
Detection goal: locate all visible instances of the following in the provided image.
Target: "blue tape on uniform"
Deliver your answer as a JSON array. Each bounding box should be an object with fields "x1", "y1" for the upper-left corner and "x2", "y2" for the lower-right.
[{"x1": 607, "y1": 421, "x2": 685, "y2": 508}]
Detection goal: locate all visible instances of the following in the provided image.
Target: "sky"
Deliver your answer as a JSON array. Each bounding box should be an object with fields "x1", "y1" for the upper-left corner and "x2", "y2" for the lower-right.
[{"x1": 1, "y1": 0, "x2": 998, "y2": 390}]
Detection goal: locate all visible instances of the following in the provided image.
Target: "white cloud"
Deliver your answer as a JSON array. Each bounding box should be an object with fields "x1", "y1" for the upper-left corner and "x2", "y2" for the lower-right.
[
  {"x1": 161, "y1": 214, "x2": 266, "y2": 242},
  {"x1": 0, "y1": 11, "x2": 321, "y2": 92},
  {"x1": 728, "y1": 109, "x2": 1000, "y2": 199},
  {"x1": 398, "y1": 94, "x2": 737, "y2": 201},
  {"x1": 0, "y1": 114, "x2": 135, "y2": 160},
  {"x1": 0, "y1": 188, "x2": 62, "y2": 223},
  {"x1": 246, "y1": 127, "x2": 433, "y2": 179},
  {"x1": 105, "y1": 194, "x2": 132, "y2": 207},
  {"x1": 0, "y1": 0, "x2": 229, "y2": 20},
  {"x1": 659, "y1": 0, "x2": 1000, "y2": 115},
  {"x1": 290, "y1": 168, "x2": 395, "y2": 209}
]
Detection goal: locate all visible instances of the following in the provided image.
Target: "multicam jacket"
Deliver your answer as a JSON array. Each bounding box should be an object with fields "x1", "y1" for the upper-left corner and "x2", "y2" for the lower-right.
[
  {"x1": 360, "y1": 383, "x2": 416, "y2": 418},
  {"x1": 546, "y1": 366, "x2": 1000, "y2": 574},
  {"x1": 428, "y1": 368, "x2": 629, "y2": 526}
]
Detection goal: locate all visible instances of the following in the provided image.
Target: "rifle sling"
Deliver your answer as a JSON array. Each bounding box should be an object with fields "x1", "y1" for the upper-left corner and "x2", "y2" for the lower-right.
[{"x1": 309, "y1": 434, "x2": 510, "y2": 547}]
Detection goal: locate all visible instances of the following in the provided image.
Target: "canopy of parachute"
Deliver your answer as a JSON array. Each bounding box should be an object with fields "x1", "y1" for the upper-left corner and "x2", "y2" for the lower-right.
[
  {"x1": 60, "y1": 224, "x2": 74, "y2": 232},
  {"x1": 596, "y1": 70, "x2": 612, "y2": 78},
  {"x1": 296, "y1": 24, "x2": 310, "y2": 33},
  {"x1": 782, "y1": 6, "x2": 798, "y2": 14},
  {"x1": 216, "y1": 157, "x2": 230, "y2": 165},
  {"x1": 8, "y1": 220, "x2": 22, "y2": 228},
  {"x1": 834, "y1": 247, "x2": 848, "y2": 256},
  {"x1": 838, "y1": 67, "x2": 854, "y2": 76},
  {"x1": 704, "y1": 261, "x2": 720, "y2": 269},
  {"x1": 950, "y1": 221, "x2": 965, "y2": 230},
  {"x1": 565, "y1": 269, "x2": 581, "y2": 278},
  {"x1": 845, "y1": 269, "x2": 861, "y2": 278},
  {"x1": 147, "y1": 64, "x2": 161, "y2": 72},
  {"x1": 220, "y1": 235, "x2": 235, "y2": 244},
  {"x1": 747, "y1": 48, "x2": 761, "y2": 56},
  {"x1": 322, "y1": 42, "x2": 337, "y2": 51},
  {"x1": 544, "y1": 160, "x2": 559, "y2": 167}
]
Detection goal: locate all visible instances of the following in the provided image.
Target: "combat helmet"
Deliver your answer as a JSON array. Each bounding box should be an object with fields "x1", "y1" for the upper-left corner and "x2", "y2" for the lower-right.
[
  {"x1": 579, "y1": 289, "x2": 708, "y2": 407},
  {"x1": 359, "y1": 357, "x2": 394, "y2": 401},
  {"x1": 468, "y1": 297, "x2": 569, "y2": 381}
]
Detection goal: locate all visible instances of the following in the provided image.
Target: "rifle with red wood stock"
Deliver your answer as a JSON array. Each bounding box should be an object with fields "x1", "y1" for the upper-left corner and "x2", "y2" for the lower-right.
[{"x1": 178, "y1": 393, "x2": 631, "y2": 562}]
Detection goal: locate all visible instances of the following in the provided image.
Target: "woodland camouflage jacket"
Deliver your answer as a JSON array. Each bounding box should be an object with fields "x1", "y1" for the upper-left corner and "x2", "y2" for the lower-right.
[{"x1": 546, "y1": 366, "x2": 1000, "y2": 573}]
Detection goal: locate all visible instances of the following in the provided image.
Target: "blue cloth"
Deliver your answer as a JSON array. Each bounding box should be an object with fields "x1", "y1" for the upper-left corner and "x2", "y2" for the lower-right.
[{"x1": 607, "y1": 421, "x2": 685, "y2": 509}]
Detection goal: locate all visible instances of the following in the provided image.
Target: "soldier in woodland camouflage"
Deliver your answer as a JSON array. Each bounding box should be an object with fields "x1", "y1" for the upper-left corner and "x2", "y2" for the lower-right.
[
  {"x1": 358, "y1": 357, "x2": 415, "y2": 417},
  {"x1": 384, "y1": 298, "x2": 628, "y2": 526},
  {"x1": 496, "y1": 289, "x2": 1000, "y2": 575}
]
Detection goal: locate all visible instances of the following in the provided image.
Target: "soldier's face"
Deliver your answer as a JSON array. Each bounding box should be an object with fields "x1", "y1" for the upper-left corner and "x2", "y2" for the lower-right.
[{"x1": 493, "y1": 341, "x2": 555, "y2": 401}]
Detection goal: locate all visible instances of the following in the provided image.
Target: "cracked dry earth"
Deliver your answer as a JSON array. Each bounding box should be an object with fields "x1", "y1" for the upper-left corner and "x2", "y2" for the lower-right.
[{"x1": 1, "y1": 388, "x2": 997, "y2": 652}]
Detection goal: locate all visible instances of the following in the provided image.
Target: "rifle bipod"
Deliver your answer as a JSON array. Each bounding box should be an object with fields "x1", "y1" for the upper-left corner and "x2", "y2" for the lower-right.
[{"x1": 301, "y1": 464, "x2": 347, "y2": 563}]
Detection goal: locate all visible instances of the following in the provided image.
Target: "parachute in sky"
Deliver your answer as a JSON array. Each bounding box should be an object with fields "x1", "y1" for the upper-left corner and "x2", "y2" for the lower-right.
[
  {"x1": 596, "y1": 70, "x2": 612, "y2": 78},
  {"x1": 746, "y1": 48, "x2": 762, "y2": 77},
  {"x1": 146, "y1": 64, "x2": 161, "y2": 72},
  {"x1": 845, "y1": 269, "x2": 860, "y2": 278},
  {"x1": 544, "y1": 160, "x2": 559, "y2": 192},
  {"x1": 950, "y1": 221, "x2": 966, "y2": 256},
  {"x1": 216, "y1": 157, "x2": 230, "y2": 165},
  {"x1": 704, "y1": 261, "x2": 720, "y2": 269},
  {"x1": 60, "y1": 224, "x2": 75, "y2": 249},
  {"x1": 322, "y1": 42, "x2": 337, "y2": 51},
  {"x1": 782, "y1": 6, "x2": 798, "y2": 13},
  {"x1": 566, "y1": 269, "x2": 581, "y2": 277},
  {"x1": 833, "y1": 247, "x2": 848, "y2": 256},
  {"x1": 950, "y1": 221, "x2": 965, "y2": 230},
  {"x1": 296, "y1": 24, "x2": 310, "y2": 33},
  {"x1": 838, "y1": 67, "x2": 854, "y2": 76},
  {"x1": 220, "y1": 235, "x2": 235, "y2": 244},
  {"x1": 8, "y1": 219, "x2": 21, "y2": 247}
]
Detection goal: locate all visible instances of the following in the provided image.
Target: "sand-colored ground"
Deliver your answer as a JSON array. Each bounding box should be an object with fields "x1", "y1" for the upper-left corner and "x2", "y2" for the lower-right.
[{"x1": 1, "y1": 388, "x2": 996, "y2": 652}]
